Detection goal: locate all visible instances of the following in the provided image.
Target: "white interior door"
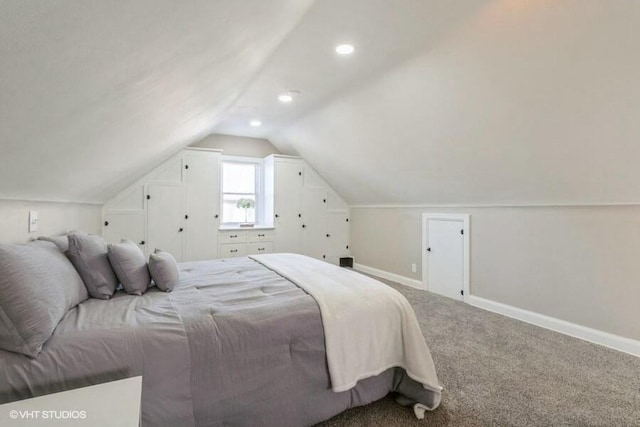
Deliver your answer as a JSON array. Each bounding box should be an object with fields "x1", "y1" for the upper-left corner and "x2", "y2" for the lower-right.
[
  {"x1": 147, "y1": 183, "x2": 184, "y2": 262},
  {"x1": 184, "y1": 151, "x2": 220, "y2": 261},
  {"x1": 425, "y1": 217, "x2": 465, "y2": 300}
]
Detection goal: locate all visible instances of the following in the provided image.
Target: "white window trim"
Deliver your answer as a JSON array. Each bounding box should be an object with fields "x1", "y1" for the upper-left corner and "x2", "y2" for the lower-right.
[{"x1": 220, "y1": 156, "x2": 265, "y2": 226}]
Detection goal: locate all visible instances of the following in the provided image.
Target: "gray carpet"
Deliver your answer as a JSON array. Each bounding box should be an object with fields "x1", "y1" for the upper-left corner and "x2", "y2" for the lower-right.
[{"x1": 319, "y1": 277, "x2": 640, "y2": 426}]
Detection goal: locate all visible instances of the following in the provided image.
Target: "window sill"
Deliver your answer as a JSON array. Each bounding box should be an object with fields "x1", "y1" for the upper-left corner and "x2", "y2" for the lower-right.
[{"x1": 218, "y1": 224, "x2": 275, "y2": 231}]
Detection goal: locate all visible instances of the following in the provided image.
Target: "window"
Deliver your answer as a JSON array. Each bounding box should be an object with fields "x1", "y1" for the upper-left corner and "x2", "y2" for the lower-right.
[{"x1": 221, "y1": 159, "x2": 261, "y2": 224}]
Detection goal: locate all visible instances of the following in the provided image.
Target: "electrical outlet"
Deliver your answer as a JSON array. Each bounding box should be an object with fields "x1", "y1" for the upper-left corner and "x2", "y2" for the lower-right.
[
  {"x1": 29, "y1": 211, "x2": 39, "y2": 233},
  {"x1": 411, "y1": 263, "x2": 417, "y2": 273}
]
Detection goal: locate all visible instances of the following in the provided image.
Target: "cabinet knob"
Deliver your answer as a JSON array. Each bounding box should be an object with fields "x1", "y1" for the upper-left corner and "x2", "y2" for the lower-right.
[
  {"x1": 298, "y1": 171, "x2": 302, "y2": 176},
  {"x1": 323, "y1": 255, "x2": 326, "y2": 259},
  {"x1": 185, "y1": 214, "x2": 189, "y2": 220},
  {"x1": 275, "y1": 214, "x2": 279, "y2": 218},
  {"x1": 214, "y1": 214, "x2": 219, "y2": 219},
  {"x1": 302, "y1": 224, "x2": 306, "y2": 228},
  {"x1": 326, "y1": 234, "x2": 330, "y2": 237},
  {"x1": 139, "y1": 241, "x2": 145, "y2": 245},
  {"x1": 298, "y1": 213, "x2": 302, "y2": 218},
  {"x1": 179, "y1": 228, "x2": 184, "y2": 232},
  {"x1": 104, "y1": 221, "x2": 109, "y2": 227}
]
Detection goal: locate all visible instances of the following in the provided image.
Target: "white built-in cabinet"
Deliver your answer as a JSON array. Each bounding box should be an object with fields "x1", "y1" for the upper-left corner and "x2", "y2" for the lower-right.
[
  {"x1": 264, "y1": 156, "x2": 303, "y2": 253},
  {"x1": 218, "y1": 229, "x2": 275, "y2": 258},
  {"x1": 103, "y1": 150, "x2": 350, "y2": 265},
  {"x1": 103, "y1": 148, "x2": 221, "y2": 262},
  {"x1": 264, "y1": 155, "x2": 350, "y2": 265}
]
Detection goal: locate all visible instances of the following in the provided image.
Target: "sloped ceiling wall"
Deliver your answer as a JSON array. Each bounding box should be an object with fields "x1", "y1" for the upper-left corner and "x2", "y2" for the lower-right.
[
  {"x1": 0, "y1": 0, "x2": 313, "y2": 203},
  {"x1": 3, "y1": 1, "x2": 640, "y2": 206},
  {"x1": 271, "y1": 1, "x2": 640, "y2": 205}
]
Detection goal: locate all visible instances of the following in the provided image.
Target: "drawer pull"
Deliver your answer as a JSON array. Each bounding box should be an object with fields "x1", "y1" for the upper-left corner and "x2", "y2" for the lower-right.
[
  {"x1": 230, "y1": 249, "x2": 238, "y2": 253},
  {"x1": 258, "y1": 248, "x2": 265, "y2": 251},
  {"x1": 258, "y1": 234, "x2": 265, "y2": 237},
  {"x1": 230, "y1": 235, "x2": 238, "y2": 238}
]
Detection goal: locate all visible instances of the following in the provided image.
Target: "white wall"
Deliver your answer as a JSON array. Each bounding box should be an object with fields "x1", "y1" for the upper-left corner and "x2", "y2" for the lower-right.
[
  {"x1": 191, "y1": 134, "x2": 280, "y2": 158},
  {"x1": 351, "y1": 205, "x2": 640, "y2": 342},
  {"x1": 0, "y1": 200, "x2": 101, "y2": 244},
  {"x1": 267, "y1": 1, "x2": 640, "y2": 347}
]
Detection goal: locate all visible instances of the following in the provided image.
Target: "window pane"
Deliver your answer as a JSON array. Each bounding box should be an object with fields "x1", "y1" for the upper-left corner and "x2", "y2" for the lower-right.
[
  {"x1": 223, "y1": 163, "x2": 256, "y2": 194},
  {"x1": 222, "y1": 194, "x2": 256, "y2": 223}
]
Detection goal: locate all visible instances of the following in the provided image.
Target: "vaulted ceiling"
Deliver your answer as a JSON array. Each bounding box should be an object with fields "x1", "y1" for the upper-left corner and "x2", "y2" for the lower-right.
[
  {"x1": 0, "y1": 0, "x2": 313, "y2": 203},
  {"x1": 2, "y1": 1, "x2": 640, "y2": 205}
]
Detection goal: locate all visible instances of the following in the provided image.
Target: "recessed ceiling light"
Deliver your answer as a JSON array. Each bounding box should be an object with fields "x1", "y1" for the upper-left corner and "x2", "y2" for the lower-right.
[
  {"x1": 278, "y1": 94, "x2": 293, "y2": 103},
  {"x1": 250, "y1": 120, "x2": 262, "y2": 127},
  {"x1": 335, "y1": 44, "x2": 355, "y2": 55}
]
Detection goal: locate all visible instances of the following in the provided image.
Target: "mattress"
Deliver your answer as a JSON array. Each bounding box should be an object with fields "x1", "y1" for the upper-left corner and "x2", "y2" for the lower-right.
[{"x1": 0, "y1": 257, "x2": 437, "y2": 426}]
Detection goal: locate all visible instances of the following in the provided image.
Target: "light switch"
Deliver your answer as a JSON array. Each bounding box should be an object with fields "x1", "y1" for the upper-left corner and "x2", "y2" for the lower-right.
[{"x1": 29, "y1": 211, "x2": 38, "y2": 233}]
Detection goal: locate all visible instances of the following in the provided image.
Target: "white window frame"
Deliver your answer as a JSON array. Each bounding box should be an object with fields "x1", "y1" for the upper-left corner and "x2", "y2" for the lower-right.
[{"x1": 220, "y1": 156, "x2": 264, "y2": 226}]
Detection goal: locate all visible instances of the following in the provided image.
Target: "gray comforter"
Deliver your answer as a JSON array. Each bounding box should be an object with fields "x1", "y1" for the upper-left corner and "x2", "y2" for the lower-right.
[{"x1": 0, "y1": 257, "x2": 436, "y2": 426}]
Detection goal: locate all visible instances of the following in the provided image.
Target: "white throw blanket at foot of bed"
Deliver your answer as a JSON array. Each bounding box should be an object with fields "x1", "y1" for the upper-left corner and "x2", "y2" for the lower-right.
[{"x1": 250, "y1": 253, "x2": 442, "y2": 411}]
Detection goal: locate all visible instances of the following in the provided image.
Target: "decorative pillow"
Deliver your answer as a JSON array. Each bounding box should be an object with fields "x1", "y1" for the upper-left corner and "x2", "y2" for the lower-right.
[
  {"x1": 148, "y1": 249, "x2": 179, "y2": 292},
  {"x1": 37, "y1": 230, "x2": 86, "y2": 252},
  {"x1": 0, "y1": 242, "x2": 89, "y2": 357},
  {"x1": 37, "y1": 235, "x2": 70, "y2": 252},
  {"x1": 66, "y1": 234, "x2": 119, "y2": 300},
  {"x1": 108, "y1": 240, "x2": 151, "y2": 296}
]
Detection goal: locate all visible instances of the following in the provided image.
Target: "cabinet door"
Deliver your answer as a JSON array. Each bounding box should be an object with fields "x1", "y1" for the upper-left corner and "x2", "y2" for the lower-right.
[
  {"x1": 183, "y1": 151, "x2": 220, "y2": 261},
  {"x1": 273, "y1": 160, "x2": 303, "y2": 253},
  {"x1": 302, "y1": 188, "x2": 328, "y2": 260},
  {"x1": 147, "y1": 183, "x2": 184, "y2": 262},
  {"x1": 103, "y1": 212, "x2": 147, "y2": 254},
  {"x1": 327, "y1": 213, "x2": 350, "y2": 258}
]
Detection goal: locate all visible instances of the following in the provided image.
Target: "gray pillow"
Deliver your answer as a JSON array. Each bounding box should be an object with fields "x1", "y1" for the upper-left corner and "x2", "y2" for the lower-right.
[
  {"x1": 66, "y1": 234, "x2": 119, "y2": 300},
  {"x1": 37, "y1": 230, "x2": 86, "y2": 252},
  {"x1": 0, "y1": 242, "x2": 89, "y2": 357},
  {"x1": 148, "y1": 249, "x2": 179, "y2": 292},
  {"x1": 108, "y1": 240, "x2": 151, "y2": 296},
  {"x1": 37, "y1": 235, "x2": 70, "y2": 252}
]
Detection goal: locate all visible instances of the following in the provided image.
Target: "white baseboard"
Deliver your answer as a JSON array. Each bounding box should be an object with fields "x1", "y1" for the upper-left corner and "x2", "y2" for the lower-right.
[
  {"x1": 354, "y1": 263, "x2": 424, "y2": 290},
  {"x1": 353, "y1": 263, "x2": 640, "y2": 357},
  {"x1": 468, "y1": 295, "x2": 640, "y2": 358}
]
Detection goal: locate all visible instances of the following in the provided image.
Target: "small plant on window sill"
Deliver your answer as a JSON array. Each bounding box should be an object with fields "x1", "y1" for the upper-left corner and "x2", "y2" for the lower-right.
[{"x1": 236, "y1": 198, "x2": 256, "y2": 226}]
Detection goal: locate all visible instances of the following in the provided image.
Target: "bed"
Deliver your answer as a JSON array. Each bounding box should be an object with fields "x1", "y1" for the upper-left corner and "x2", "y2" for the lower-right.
[{"x1": 0, "y1": 251, "x2": 441, "y2": 426}]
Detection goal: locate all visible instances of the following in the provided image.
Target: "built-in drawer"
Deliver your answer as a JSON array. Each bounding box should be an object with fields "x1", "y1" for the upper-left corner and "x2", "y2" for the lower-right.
[
  {"x1": 247, "y1": 242, "x2": 273, "y2": 255},
  {"x1": 219, "y1": 243, "x2": 247, "y2": 258},
  {"x1": 248, "y1": 229, "x2": 275, "y2": 242},
  {"x1": 219, "y1": 231, "x2": 247, "y2": 244}
]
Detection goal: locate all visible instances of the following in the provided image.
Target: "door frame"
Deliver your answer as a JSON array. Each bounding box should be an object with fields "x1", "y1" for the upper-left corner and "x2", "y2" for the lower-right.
[{"x1": 422, "y1": 213, "x2": 470, "y2": 302}]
